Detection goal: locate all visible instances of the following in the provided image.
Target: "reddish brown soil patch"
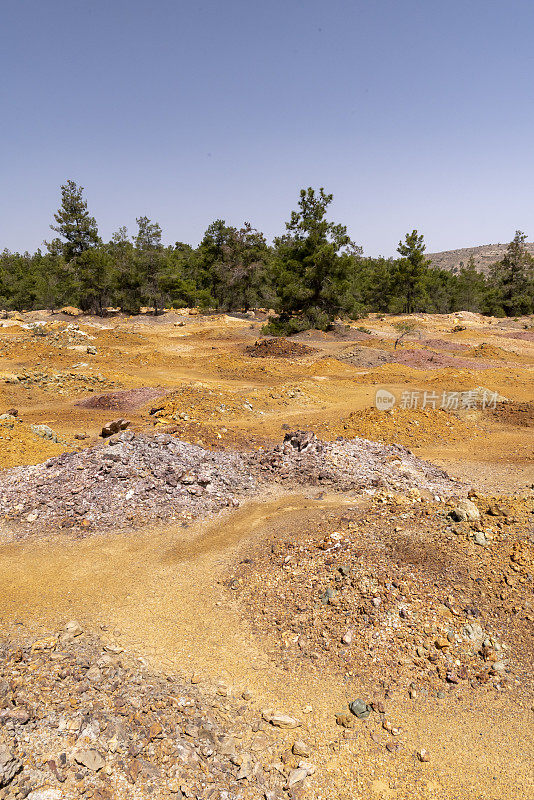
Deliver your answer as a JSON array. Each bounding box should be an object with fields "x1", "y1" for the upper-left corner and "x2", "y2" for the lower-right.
[
  {"x1": 422, "y1": 338, "x2": 470, "y2": 352},
  {"x1": 393, "y1": 350, "x2": 497, "y2": 370},
  {"x1": 492, "y1": 401, "x2": 534, "y2": 427},
  {"x1": 232, "y1": 495, "x2": 534, "y2": 693},
  {"x1": 245, "y1": 337, "x2": 316, "y2": 358},
  {"x1": 498, "y1": 330, "x2": 534, "y2": 342},
  {"x1": 76, "y1": 387, "x2": 167, "y2": 411}
]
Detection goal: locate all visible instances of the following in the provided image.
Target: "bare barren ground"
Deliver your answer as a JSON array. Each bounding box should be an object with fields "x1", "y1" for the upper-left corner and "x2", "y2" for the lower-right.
[{"x1": 0, "y1": 309, "x2": 532, "y2": 800}]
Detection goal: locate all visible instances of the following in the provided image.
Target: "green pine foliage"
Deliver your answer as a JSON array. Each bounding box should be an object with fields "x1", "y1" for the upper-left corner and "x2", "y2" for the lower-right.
[
  {"x1": 266, "y1": 188, "x2": 363, "y2": 334},
  {"x1": 0, "y1": 182, "x2": 532, "y2": 324},
  {"x1": 45, "y1": 180, "x2": 100, "y2": 261},
  {"x1": 391, "y1": 230, "x2": 431, "y2": 313},
  {"x1": 487, "y1": 231, "x2": 534, "y2": 316}
]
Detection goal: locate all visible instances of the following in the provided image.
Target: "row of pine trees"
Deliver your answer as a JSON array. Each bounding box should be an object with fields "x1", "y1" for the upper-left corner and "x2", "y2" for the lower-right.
[{"x1": 1, "y1": 182, "x2": 533, "y2": 331}]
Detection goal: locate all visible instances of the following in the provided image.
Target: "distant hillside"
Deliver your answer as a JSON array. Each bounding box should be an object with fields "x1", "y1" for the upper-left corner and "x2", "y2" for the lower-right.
[{"x1": 427, "y1": 242, "x2": 534, "y2": 275}]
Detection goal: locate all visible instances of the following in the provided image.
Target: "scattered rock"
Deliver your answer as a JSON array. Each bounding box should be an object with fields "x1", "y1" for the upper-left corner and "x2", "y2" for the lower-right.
[
  {"x1": 63, "y1": 620, "x2": 83, "y2": 637},
  {"x1": 8, "y1": 707, "x2": 31, "y2": 724},
  {"x1": 463, "y1": 622, "x2": 484, "y2": 643},
  {"x1": 236, "y1": 753, "x2": 253, "y2": 779},
  {"x1": 101, "y1": 418, "x2": 130, "y2": 438},
  {"x1": 335, "y1": 712, "x2": 355, "y2": 729},
  {"x1": 286, "y1": 767, "x2": 308, "y2": 788},
  {"x1": 60, "y1": 306, "x2": 82, "y2": 317},
  {"x1": 349, "y1": 699, "x2": 371, "y2": 719},
  {"x1": 0, "y1": 627, "x2": 288, "y2": 799},
  {"x1": 86, "y1": 665, "x2": 102, "y2": 682},
  {"x1": 450, "y1": 498, "x2": 480, "y2": 522},
  {"x1": 74, "y1": 749, "x2": 105, "y2": 771},
  {"x1": 487, "y1": 504, "x2": 506, "y2": 516},
  {"x1": 264, "y1": 712, "x2": 301, "y2": 728},
  {"x1": 31, "y1": 424, "x2": 61, "y2": 443},
  {"x1": 292, "y1": 740, "x2": 311, "y2": 757},
  {"x1": 0, "y1": 744, "x2": 22, "y2": 787}
]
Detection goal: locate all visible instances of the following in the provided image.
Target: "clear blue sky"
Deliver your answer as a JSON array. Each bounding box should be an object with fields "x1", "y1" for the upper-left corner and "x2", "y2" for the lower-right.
[{"x1": 1, "y1": 0, "x2": 533, "y2": 256}]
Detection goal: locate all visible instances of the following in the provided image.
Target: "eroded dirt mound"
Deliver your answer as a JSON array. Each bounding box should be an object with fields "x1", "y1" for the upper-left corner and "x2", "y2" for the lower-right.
[
  {"x1": 0, "y1": 432, "x2": 460, "y2": 540},
  {"x1": 465, "y1": 343, "x2": 512, "y2": 360},
  {"x1": 392, "y1": 350, "x2": 497, "y2": 370},
  {"x1": 245, "y1": 338, "x2": 316, "y2": 358},
  {"x1": 0, "y1": 433, "x2": 255, "y2": 539},
  {"x1": 492, "y1": 401, "x2": 534, "y2": 427},
  {"x1": 148, "y1": 384, "x2": 273, "y2": 422},
  {"x1": 421, "y1": 338, "x2": 470, "y2": 352},
  {"x1": 315, "y1": 407, "x2": 482, "y2": 448},
  {"x1": 0, "y1": 629, "x2": 291, "y2": 800},
  {"x1": 251, "y1": 431, "x2": 460, "y2": 495},
  {"x1": 335, "y1": 346, "x2": 392, "y2": 368},
  {"x1": 77, "y1": 387, "x2": 167, "y2": 411},
  {"x1": 232, "y1": 494, "x2": 533, "y2": 694}
]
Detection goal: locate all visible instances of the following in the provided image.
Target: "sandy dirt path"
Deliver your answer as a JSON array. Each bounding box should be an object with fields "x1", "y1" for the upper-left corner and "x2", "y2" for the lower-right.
[
  {"x1": 1, "y1": 495, "x2": 351, "y2": 691},
  {"x1": 1, "y1": 494, "x2": 532, "y2": 799}
]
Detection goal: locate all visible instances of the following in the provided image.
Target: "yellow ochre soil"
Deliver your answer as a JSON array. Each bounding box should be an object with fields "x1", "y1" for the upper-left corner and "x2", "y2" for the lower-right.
[{"x1": 0, "y1": 309, "x2": 532, "y2": 800}]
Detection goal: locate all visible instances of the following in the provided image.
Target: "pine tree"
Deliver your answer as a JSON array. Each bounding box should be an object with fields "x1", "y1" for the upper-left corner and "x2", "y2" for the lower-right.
[
  {"x1": 133, "y1": 216, "x2": 167, "y2": 315},
  {"x1": 191, "y1": 220, "x2": 235, "y2": 299},
  {"x1": 210, "y1": 223, "x2": 273, "y2": 311},
  {"x1": 108, "y1": 227, "x2": 138, "y2": 313},
  {"x1": 46, "y1": 180, "x2": 100, "y2": 261},
  {"x1": 455, "y1": 256, "x2": 486, "y2": 311},
  {"x1": 134, "y1": 216, "x2": 162, "y2": 251},
  {"x1": 75, "y1": 247, "x2": 114, "y2": 315},
  {"x1": 490, "y1": 231, "x2": 534, "y2": 315},
  {"x1": 269, "y1": 188, "x2": 361, "y2": 332},
  {"x1": 392, "y1": 230, "x2": 431, "y2": 313}
]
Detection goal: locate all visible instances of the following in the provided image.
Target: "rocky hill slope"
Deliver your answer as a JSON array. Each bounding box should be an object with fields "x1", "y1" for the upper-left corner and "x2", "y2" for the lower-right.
[{"x1": 428, "y1": 242, "x2": 534, "y2": 274}]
